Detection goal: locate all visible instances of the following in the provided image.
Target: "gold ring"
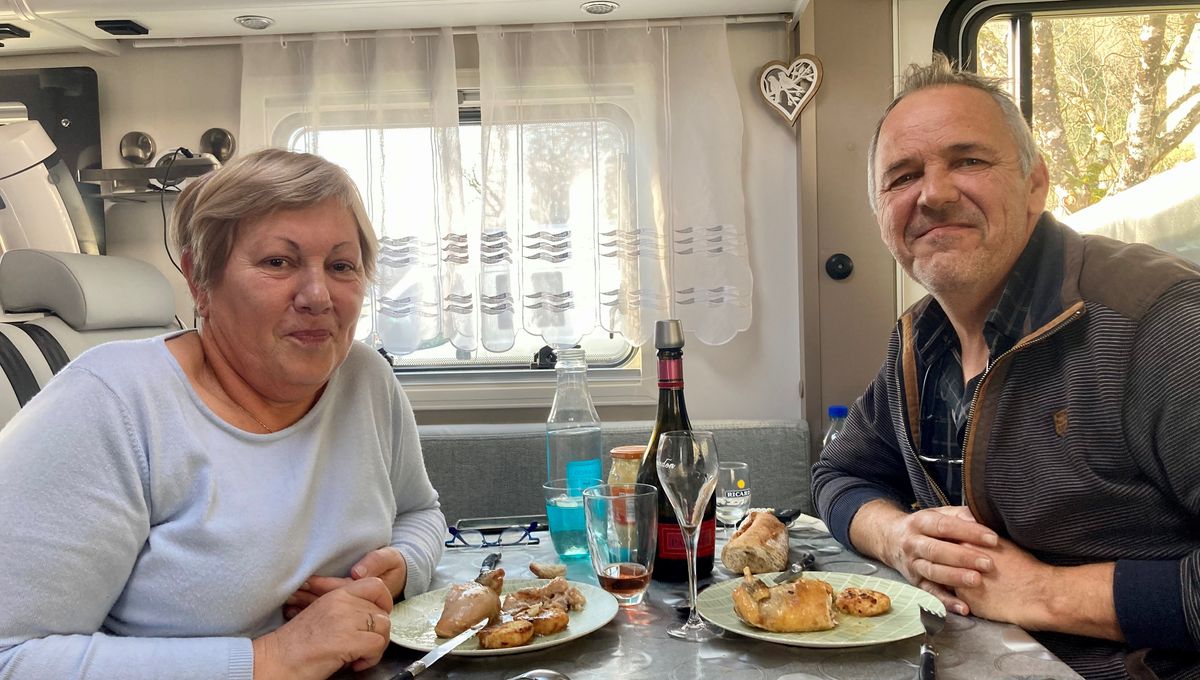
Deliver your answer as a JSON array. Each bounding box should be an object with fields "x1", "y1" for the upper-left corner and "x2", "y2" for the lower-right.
[{"x1": 366, "y1": 613, "x2": 376, "y2": 634}]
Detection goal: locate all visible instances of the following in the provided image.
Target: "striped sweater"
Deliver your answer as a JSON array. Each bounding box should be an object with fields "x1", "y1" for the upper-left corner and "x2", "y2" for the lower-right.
[{"x1": 812, "y1": 214, "x2": 1200, "y2": 680}]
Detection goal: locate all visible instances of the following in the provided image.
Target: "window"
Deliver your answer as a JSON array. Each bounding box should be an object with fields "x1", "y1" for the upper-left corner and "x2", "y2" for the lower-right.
[
  {"x1": 284, "y1": 108, "x2": 635, "y2": 371},
  {"x1": 942, "y1": 2, "x2": 1200, "y2": 261}
]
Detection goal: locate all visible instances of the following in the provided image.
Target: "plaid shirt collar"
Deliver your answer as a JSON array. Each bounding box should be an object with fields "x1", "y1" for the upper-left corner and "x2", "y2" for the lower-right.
[{"x1": 911, "y1": 220, "x2": 1048, "y2": 504}]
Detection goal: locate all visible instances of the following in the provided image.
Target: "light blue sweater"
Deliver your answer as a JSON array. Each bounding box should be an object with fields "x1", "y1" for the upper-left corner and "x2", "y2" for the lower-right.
[{"x1": 0, "y1": 333, "x2": 446, "y2": 679}]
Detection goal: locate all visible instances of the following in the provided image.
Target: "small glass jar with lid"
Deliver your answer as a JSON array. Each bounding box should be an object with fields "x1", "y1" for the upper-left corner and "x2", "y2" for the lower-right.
[{"x1": 607, "y1": 444, "x2": 644, "y2": 488}]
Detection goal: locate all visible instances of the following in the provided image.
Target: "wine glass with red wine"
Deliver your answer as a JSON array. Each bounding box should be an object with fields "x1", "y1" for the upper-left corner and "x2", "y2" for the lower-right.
[{"x1": 656, "y1": 430, "x2": 720, "y2": 641}]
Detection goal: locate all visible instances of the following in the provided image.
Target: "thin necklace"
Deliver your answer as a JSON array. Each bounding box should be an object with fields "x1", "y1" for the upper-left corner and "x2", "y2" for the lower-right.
[
  {"x1": 205, "y1": 362, "x2": 275, "y2": 434},
  {"x1": 239, "y1": 404, "x2": 275, "y2": 434}
]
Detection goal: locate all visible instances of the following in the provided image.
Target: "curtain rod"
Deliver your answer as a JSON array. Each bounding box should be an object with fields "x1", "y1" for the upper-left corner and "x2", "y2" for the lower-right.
[{"x1": 130, "y1": 13, "x2": 791, "y2": 49}]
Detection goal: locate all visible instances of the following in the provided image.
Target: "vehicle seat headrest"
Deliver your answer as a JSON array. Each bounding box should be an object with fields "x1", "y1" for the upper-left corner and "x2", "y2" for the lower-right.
[{"x1": 0, "y1": 249, "x2": 176, "y2": 330}]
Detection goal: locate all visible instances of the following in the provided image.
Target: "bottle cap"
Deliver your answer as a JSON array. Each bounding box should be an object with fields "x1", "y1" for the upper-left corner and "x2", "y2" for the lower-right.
[
  {"x1": 609, "y1": 444, "x2": 645, "y2": 460},
  {"x1": 655, "y1": 319, "x2": 684, "y2": 350},
  {"x1": 828, "y1": 405, "x2": 849, "y2": 418}
]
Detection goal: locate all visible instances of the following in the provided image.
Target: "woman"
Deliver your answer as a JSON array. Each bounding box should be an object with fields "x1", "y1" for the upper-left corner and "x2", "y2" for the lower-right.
[{"x1": 0, "y1": 149, "x2": 445, "y2": 679}]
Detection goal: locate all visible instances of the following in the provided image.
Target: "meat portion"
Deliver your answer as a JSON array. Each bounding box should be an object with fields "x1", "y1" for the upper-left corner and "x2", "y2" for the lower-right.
[
  {"x1": 434, "y1": 568, "x2": 505, "y2": 638},
  {"x1": 476, "y1": 576, "x2": 586, "y2": 649},
  {"x1": 731, "y1": 568, "x2": 837, "y2": 633},
  {"x1": 502, "y1": 576, "x2": 586, "y2": 613}
]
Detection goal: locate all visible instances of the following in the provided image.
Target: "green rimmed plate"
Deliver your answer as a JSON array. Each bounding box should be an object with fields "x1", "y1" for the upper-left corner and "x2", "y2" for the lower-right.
[
  {"x1": 389, "y1": 579, "x2": 619, "y2": 656},
  {"x1": 696, "y1": 571, "x2": 945, "y2": 648}
]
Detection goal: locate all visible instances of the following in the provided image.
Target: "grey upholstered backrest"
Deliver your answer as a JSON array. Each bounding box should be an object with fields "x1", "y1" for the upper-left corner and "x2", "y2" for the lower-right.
[
  {"x1": 418, "y1": 419, "x2": 812, "y2": 526},
  {"x1": 0, "y1": 249, "x2": 179, "y2": 430},
  {"x1": 0, "y1": 249, "x2": 176, "y2": 331}
]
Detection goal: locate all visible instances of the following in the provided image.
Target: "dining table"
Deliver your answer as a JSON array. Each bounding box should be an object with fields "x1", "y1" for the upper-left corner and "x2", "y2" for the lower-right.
[{"x1": 350, "y1": 515, "x2": 1083, "y2": 680}]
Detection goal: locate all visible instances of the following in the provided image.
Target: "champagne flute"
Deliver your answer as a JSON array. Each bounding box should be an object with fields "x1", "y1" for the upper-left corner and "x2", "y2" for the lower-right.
[{"x1": 656, "y1": 430, "x2": 720, "y2": 641}]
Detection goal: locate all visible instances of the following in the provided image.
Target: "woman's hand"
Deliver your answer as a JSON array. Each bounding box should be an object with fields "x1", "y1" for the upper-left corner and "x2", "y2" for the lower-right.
[
  {"x1": 253, "y1": 576, "x2": 392, "y2": 680},
  {"x1": 350, "y1": 546, "x2": 409, "y2": 599},
  {"x1": 284, "y1": 547, "x2": 409, "y2": 619}
]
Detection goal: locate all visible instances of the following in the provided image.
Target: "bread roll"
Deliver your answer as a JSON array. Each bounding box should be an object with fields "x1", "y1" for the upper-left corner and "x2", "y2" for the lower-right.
[{"x1": 721, "y1": 510, "x2": 788, "y2": 574}]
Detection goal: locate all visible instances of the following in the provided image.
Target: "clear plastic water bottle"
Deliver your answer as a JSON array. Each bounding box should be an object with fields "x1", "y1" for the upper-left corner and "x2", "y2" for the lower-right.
[
  {"x1": 823, "y1": 404, "x2": 849, "y2": 451},
  {"x1": 546, "y1": 347, "x2": 603, "y2": 492}
]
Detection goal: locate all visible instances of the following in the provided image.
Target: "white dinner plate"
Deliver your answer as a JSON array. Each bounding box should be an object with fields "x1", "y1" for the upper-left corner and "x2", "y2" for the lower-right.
[
  {"x1": 696, "y1": 570, "x2": 945, "y2": 648},
  {"x1": 389, "y1": 578, "x2": 619, "y2": 656}
]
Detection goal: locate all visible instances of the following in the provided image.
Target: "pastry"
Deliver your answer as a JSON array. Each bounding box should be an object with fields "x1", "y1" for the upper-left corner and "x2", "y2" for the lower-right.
[{"x1": 835, "y1": 587, "x2": 892, "y2": 617}]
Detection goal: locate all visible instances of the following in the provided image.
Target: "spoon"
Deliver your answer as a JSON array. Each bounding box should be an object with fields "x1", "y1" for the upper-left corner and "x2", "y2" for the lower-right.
[{"x1": 506, "y1": 670, "x2": 571, "y2": 680}]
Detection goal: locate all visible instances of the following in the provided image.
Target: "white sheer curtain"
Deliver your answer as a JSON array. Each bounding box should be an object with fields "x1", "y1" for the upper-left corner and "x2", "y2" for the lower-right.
[
  {"x1": 239, "y1": 21, "x2": 752, "y2": 357},
  {"x1": 240, "y1": 30, "x2": 472, "y2": 355},
  {"x1": 477, "y1": 19, "x2": 752, "y2": 349}
]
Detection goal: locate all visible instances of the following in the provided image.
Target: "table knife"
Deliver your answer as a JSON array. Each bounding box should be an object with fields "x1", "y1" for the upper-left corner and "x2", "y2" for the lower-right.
[
  {"x1": 479, "y1": 551, "x2": 501, "y2": 577},
  {"x1": 389, "y1": 619, "x2": 488, "y2": 680},
  {"x1": 771, "y1": 507, "x2": 804, "y2": 525}
]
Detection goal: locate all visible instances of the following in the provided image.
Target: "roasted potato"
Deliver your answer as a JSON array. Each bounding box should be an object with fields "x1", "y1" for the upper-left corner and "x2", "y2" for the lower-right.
[
  {"x1": 512, "y1": 603, "x2": 570, "y2": 636},
  {"x1": 476, "y1": 619, "x2": 535, "y2": 649},
  {"x1": 529, "y1": 561, "x2": 567, "y2": 579}
]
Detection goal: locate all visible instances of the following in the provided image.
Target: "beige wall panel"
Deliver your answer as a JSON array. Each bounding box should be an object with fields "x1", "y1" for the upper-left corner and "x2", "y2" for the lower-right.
[{"x1": 800, "y1": 0, "x2": 897, "y2": 457}]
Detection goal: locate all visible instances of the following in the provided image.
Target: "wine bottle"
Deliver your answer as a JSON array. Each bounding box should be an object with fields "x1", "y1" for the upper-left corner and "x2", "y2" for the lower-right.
[{"x1": 636, "y1": 319, "x2": 716, "y2": 582}]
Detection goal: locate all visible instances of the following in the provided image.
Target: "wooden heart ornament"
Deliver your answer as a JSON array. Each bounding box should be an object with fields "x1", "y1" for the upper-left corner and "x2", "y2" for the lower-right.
[{"x1": 759, "y1": 55, "x2": 823, "y2": 126}]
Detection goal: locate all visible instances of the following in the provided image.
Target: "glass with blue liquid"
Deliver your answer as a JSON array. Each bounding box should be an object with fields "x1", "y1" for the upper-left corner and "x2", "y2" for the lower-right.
[{"x1": 543, "y1": 475, "x2": 601, "y2": 559}]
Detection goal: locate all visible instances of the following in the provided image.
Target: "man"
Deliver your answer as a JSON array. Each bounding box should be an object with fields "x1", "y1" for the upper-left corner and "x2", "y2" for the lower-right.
[{"x1": 812, "y1": 54, "x2": 1200, "y2": 679}]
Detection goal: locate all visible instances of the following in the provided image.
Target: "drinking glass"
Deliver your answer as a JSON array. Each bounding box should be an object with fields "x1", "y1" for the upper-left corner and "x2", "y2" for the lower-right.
[
  {"x1": 716, "y1": 461, "x2": 751, "y2": 538},
  {"x1": 543, "y1": 477, "x2": 600, "y2": 560},
  {"x1": 656, "y1": 430, "x2": 720, "y2": 641},
  {"x1": 583, "y1": 483, "x2": 657, "y2": 606}
]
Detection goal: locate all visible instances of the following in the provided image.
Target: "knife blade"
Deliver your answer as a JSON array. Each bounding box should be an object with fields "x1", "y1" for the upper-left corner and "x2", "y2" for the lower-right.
[
  {"x1": 772, "y1": 551, "x2": 816, "y2": 585},
  {"x1": 389, "y1": 619, "x2": 488, "y2": 680}
]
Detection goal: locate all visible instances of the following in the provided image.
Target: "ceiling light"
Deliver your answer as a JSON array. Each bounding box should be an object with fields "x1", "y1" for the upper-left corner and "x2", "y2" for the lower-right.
[
  {"x1": 234, "y1": 15, "x2": 274, "y2": 30},
  {"x1": 580, "y1": 1, "x2": 619, "y2": 16}
]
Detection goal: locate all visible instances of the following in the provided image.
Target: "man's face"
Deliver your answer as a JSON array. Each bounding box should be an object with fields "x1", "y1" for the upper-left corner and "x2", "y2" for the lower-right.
[{"x1": 872, "y1": 85, "x2": 1048, "y2": 298}]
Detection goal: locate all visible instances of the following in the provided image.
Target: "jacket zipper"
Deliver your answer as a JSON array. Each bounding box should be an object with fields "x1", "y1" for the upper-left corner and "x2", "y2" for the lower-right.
[{"x1": 960, "y1": 305, "x2": 1085, "y2": 513}]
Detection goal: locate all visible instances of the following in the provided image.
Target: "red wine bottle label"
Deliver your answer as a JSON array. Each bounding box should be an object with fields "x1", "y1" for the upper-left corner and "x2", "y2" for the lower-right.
[
  {"x1": 657, "y1": 358, "x2": 683, "y2": 389},
  {"x1": 657, "y1": 519, "x2": 717, "y2": 559},
  {"x1": 698, "y1": 518, "x2": 715, "y2": 557}
]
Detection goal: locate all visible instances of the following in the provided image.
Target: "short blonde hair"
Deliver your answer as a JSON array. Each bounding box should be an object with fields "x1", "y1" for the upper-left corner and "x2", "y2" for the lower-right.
[{"x1": 171, "y1": 148, "x2": 378, "y2": 291}]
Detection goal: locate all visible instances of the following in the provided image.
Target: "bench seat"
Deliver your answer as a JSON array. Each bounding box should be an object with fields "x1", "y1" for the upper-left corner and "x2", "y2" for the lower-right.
[{"x1": 418, "y1": 419, "x2": 811, "y2": 525}]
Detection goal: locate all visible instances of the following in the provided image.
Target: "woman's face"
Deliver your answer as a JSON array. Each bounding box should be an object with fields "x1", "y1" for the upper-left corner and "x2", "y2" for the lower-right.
[{"x1": 196, "y1": 198, "x2": 366, "y2": 403}]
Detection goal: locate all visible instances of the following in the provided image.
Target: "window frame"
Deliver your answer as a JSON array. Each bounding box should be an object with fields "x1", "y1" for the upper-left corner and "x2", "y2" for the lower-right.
[
  {"x1": 269, "y1": 93, "x2": 655, "y2": 409},
  {"x1": 935, "y1": 0, "x2": 1200, "y2": 122}
]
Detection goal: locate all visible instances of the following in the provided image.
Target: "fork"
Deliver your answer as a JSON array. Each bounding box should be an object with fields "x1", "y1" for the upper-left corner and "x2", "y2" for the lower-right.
[{"x1": 917, "y1": 606, "x2": 946, "y2": 679}]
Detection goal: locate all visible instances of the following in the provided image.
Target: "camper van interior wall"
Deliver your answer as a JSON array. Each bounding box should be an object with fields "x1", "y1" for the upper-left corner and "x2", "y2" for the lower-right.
[{"x1": 758, "y1": 54, "x2": 823, "y2": 126}]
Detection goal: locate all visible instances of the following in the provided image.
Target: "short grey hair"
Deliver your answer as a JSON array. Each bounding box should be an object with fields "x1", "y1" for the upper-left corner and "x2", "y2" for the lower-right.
[
  {"x1": 866, "y1": 52, "x2": 1038, "y2": 212},
  {"x1": 171, "y1": 148, "x2": 378, "y2": 292}
]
